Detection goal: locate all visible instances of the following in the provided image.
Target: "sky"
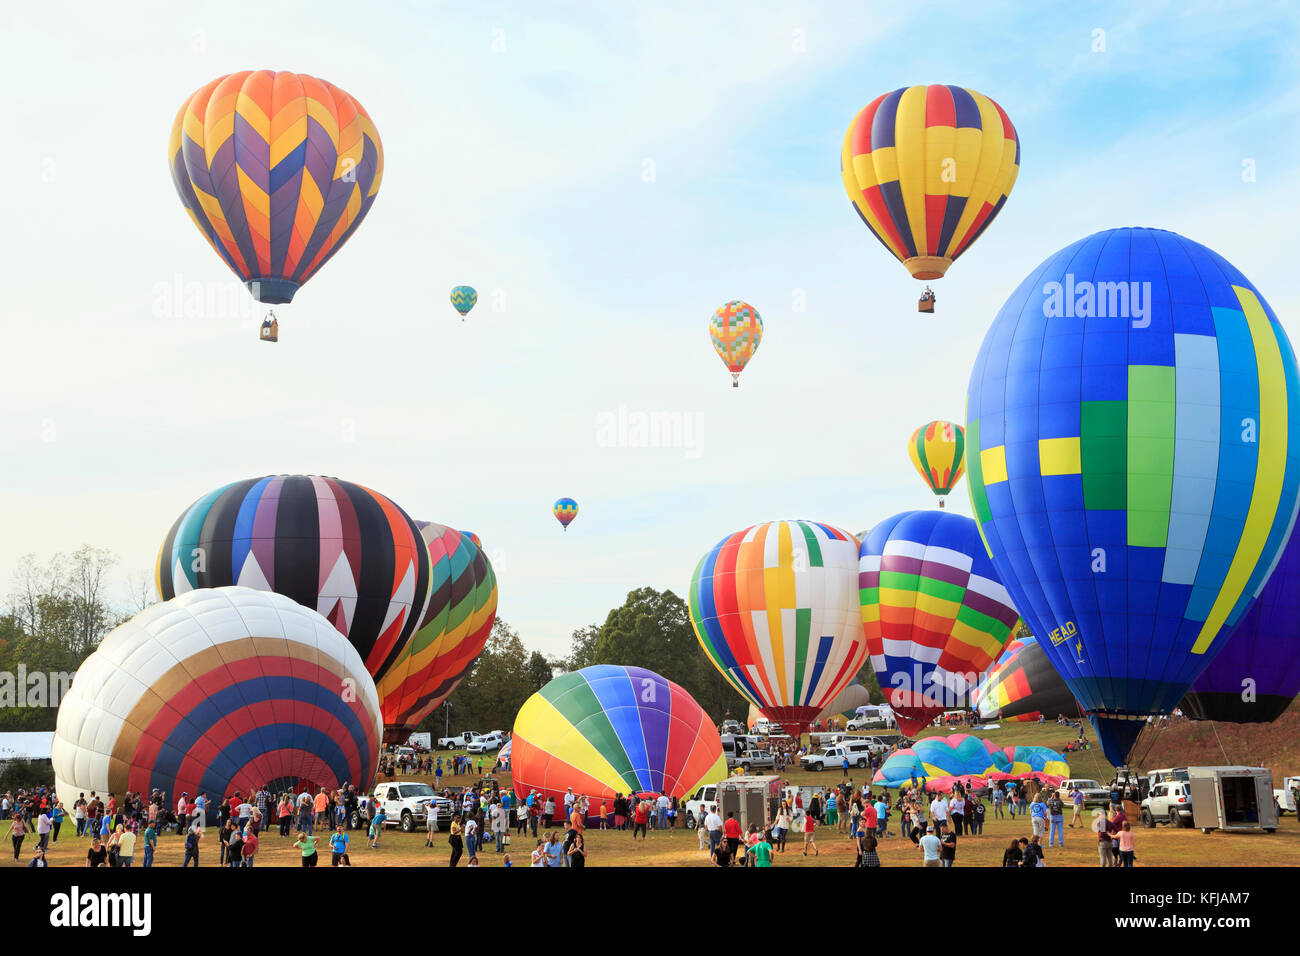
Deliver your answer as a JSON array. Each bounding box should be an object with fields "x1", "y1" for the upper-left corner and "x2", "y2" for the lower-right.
[{"x1": 1, "y1": 0, "x2": 1298, "y2": 658}]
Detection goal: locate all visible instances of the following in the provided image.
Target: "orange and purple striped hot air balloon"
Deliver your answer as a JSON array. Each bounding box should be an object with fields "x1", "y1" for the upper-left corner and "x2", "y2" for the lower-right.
[{"x1": 168, "y1": 71, "x2": 384, "y2": 306}]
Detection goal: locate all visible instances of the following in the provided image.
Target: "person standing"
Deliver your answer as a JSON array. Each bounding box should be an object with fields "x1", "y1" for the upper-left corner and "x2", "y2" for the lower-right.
[
  {"x1": 1001, "y1": 837, "x2": 1023, "y2": 867},
  {"x1": 118, "y1": 825, "x2": 136, "y2": 868},
  {"x1": 448, "y1": 815, "x2": 464, "y2": 867},
  {"x1": 330, "y1": 825, "x2": 350, "y2": 866},
  {"x1": 970, "y1": 794, "x2": 985, "y2": 835},
  {"x1": 949, "y1": 792, "x2": 965, "y2": 836},
  {"x1": 1118, "y1": 822, "x2": 1136, "y2": 867},
  {"x1": 1047, "y1": 789, "x2": 1066, "y2": 847},
  {"x1": 142, "y1": 821, "x2": 157, "y2": 868},
  {"x1": 704, "y1": 804, "x2": 723, "y2": 855},
  {"x1": 182, "y1": 824, "x2": 201, "y2": 867},
  {"x1": 632, "y1": 798, "x2": 648, "y2": 840},
  {"x1": 929, "y1": 793, "x2": 949, "y2": 834},
  {"x1": 7, "y1": 812, "x2": 27, "y2": 860},
  {"x1": 241, "y1": 825, "x2": 258, "y2": 866},
  {"x1": 1069, "y1": 786, "x2": 1085, "y2": 828},
  {"x1": 87, "y1": 836, "x2": 107, "y2": 867},
  {"x1": 35, "y1": 806, "x2": 52, "y2": 851},
  {"x1": 917, "y1": 824, "x2": 941, "y2": 867},
  {"x1": 1030, "y1": 793, "x2": 1047, "y2": 841},
  {"x1": 992, "y1": 785, "x2": 1004, "y2": 819},
  {"x1": 939, "y1": 827, "x2": 957, "y2": 867},
  {"x1": 802, "y1": 810, "x2": 818, "y2": 857},
  {"x1": 293, "y1": 829, "x2": 318, "y2": 868},
  {"x1": 772, "y1": 804, "x2": 790, "y2": 853}
]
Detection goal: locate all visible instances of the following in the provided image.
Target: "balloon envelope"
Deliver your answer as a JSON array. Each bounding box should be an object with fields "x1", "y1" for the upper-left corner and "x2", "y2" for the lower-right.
[
  {"x1": 858, "y1": 510, "x2": 1019, "y2": 736},
  {"x1": 973, "y1": 635, "x2": 1081, "y2": 722},
  {"x1": 689, "y1": 519, "x2": 866, "y2": 736},
  {"x1": 376, "y1": 522, "x2": 498, "y2": 736},
  {"x1": 553, "y1": 497, "x2": 578, "y2": 529},
  {"x1": 155, "y1": 475, "x2": 432, "y2": 682},
  {"x1": 1181, "y1": 530, "x2": 1300, "y2": 722},
  {"x1": 710, "y1": 300, "x2": 762, "y2": 383},
  {"x1": 965, "y1": 227, "x2": 1300, "y2": 764},
  {"x1": 512, "y1": 665, "x2": 727, "y2": 803},
  {"x1": 841, "y1": 85, "x2": 1019, "y2": 280},
  {"x1": 450, "y1": 286, "x2": 478, "y2": 316},
  {"x1": 909, "y1": 420, "x2": 966, "y2": 499},
  {"x1": 169, "y1": 71, "x2": 383, "y2": 304},
  {"x1": 872, "y1": 733, "x2": 1068, "y2": 790},
  {"x1": 53, "y1": 587, "x2": 382, "y2": 811}
]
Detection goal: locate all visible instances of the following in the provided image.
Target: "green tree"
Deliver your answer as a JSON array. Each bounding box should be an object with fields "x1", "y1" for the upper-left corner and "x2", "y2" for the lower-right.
[
  {"x1": 563, "y1": 624, "x2": 601, "y2": 672},
  {"x1": 525, "y1": 650, "x2": 553, "y2": 692},
  {"x1": 429, "y1": 619, "x2": 536, "y2": 734}
]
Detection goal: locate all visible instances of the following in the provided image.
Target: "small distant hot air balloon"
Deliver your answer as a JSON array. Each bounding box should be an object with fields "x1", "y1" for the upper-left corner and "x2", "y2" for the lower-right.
[
  {"x1": 710, "y1": 301, "x2": 762, "y2": 387},
  {"x1": 909, "y1": 421, "x2": 966, "y2": 507},
  {"x1": 450, "y1": 286, "x2": 477, "y2": 319},
  {"x1": 966, "y1": 227, "x2": 1300, "y2": 765},
  {"x1": 169, "y1": 71, "x2": 383, "y2": 341},
  {"x1": 841, "y1": 85, "x2": 1019, "y2": 311},
  {"x1": 553, "y1": 497, "x2": 578, "y2": 531}
]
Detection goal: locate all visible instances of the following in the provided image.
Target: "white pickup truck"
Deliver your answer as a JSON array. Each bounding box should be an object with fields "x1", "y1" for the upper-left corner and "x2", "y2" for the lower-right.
[
  {"x1": 1275, "y1": 776, "x2": 1299, "y2": 815},
  {"x1": 437, "y1": 730, "x2": 481, "y2": 750}
]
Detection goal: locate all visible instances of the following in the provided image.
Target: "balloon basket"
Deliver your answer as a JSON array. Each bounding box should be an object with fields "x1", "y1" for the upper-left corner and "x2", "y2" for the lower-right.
[{"x1": 918, "y1": 298, "x2": 935, "y2": 314}]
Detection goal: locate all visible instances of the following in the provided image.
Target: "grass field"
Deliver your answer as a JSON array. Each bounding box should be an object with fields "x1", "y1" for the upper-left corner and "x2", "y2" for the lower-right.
[{"x1": 7, "y1": 719, "x2": 1298, "y2": 868}]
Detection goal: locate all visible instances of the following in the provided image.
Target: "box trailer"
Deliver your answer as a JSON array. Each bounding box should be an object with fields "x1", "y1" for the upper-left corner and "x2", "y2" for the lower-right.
[
  {"x1": 1187, "y1": 766, "x2": 1278, "y2": 833},
  {"x1": 715, "y1": 775, "x2": 783, "y2": 834}
]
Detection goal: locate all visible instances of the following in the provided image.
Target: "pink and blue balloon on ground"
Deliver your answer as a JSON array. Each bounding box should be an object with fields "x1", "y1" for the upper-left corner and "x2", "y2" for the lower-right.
[
  {"x1": 965, "y1": 227, "x2": 1300, "y2": 765},
  {"x1": 511, "y1": 665, "x2": 727, "y2": 805},
  {"x1": 872, "y1": 733, "x2": 1068, "y2": 791},
  {"x1": 553, "y1": 497, "x2": 579, "y2": 530}
]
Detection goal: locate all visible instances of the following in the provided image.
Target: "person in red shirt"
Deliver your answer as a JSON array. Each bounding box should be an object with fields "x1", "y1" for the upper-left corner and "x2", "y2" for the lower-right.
[
  {"x1": 632, "y1": 800, "x2": 649, "y2": 839},
  {"x1": 723, "y1": 811, "x2": 742, "y2": 858},
  {"x1": 862, "y1": 798, "x2": 878, "y2": 837},
  {"x1": 803, "y1": 811, "x2": 818, "y2": 856}
]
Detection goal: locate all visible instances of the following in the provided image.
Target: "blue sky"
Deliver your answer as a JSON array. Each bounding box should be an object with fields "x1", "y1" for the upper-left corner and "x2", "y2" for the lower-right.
[{"x1": 1, "y1": 0, "x2": 1297, "y2": 656}]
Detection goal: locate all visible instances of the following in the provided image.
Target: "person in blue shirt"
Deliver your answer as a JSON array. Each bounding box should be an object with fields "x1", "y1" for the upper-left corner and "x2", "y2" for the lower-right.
[
  {"x1": 330, "y1": 825, "x2": 350, "y2": 866},
  {"x1": 544, "y1": 831, "x2": 563, "y2": 867},
  {"x1": 873, "y1": 798, "x2": 890, "y2": 837}
]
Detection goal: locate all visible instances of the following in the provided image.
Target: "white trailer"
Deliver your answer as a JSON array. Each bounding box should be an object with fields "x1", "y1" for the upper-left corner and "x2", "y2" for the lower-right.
[{"x1": 1186, "y1": 766, "x2": 1278, "y2": 833}]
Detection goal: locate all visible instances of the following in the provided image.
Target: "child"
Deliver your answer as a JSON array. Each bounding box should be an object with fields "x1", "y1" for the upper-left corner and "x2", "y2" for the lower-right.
[
  {"x1": 599, "y1": 801, "x2": 608, "y2": 830},
  {"x1": 503, "y1": 853, "x2": 512, "y2": 868}
]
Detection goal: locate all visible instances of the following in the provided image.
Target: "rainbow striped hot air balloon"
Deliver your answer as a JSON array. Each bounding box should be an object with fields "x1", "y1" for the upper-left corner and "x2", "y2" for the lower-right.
[
  {"x1": 841, "y1": 85, "x2": 1019, "y2": 283},
  {"x1": 857, "y1": 510, "x2": 1020, "y2": 737},
  {"x1": 710, "y1": 300, "x2": 762, "y2": 387},
  {"x1": 966, "y1": 227, "x2": 1300, "y2": 765},
  {"x1": 689, "y1": 520, "x2": 867, "y2": 737},
  {"x1": 450, "y1": 285, "x2": 477, "y2": 319},
  {"x1": 169, "y1": 72, "x2": 383, "y2": 309},
  {"x1": 512, "y1": 665, "x2": 727, "y2": 805},
  {"x1": 375, "y1": 522, "x2": 498, "y2": 740},
  {"x1": 909, "y1": 420, "x2": 966, "y2": 507},
  {"x1": 53, "y1": 588, "x2": 383, "y2": 806},
  {"x1": 553, "y1": 497, "x2": 578, "y2": 531},
  {"x1": 972, "y1": 634, "x2": 1081, "y2": 723}
]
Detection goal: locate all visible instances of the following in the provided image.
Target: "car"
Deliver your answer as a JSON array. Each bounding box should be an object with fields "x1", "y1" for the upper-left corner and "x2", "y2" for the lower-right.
[
  {"x1": 684, "y1": 784, "x2": 719, "y2": 829},
  {"x1": 720, "y1": 720, "x2": 744, "y2": 735},
  {"x1": 360, "y1": 782, "x2": 453, "y2": 832},
  {"x1": 1059, "y1": 778, "x2": 1110, "y2": 808},
  {"x1": 437, "y1": 730, "x2": 480, "y2": 750},
  {"x1": 1141, "y1": 780, "x2": 1194, "y2": 828},
  {"x1": 734, "y1": 750, "x2": 776, "y2": 772},
  {"x1": 847, "y1": 715, "x2": 889, "y2": 731},
  {"x1": 466, "y1": 732, "x2": 505, "y2": 753},
  {"x1": 1275, "y1": 776, "x2": 1300, "y2": 815},
  {"x1": 800, "y1": 739, "x2": 881, "y2": 772}
]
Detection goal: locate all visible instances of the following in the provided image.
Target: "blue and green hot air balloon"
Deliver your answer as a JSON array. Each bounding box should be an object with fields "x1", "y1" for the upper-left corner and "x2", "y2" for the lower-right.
[
  {"x1": 450, "y1": 285, "x2": 477, "y2": 319},
  {"x1": 965, "y1": 227, "x2": 1300, "y2": 765}
]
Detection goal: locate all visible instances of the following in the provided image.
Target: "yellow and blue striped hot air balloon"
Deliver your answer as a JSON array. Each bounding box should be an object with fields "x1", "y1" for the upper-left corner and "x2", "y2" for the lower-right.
[
  {"x1": 966, "y1": 227, "x2": 1300, "y2": 765},
  {"x1": 841, "y1": 85, "x2": 1019, "y2": 284},
  {"x1": 450, "y1": 285, "x2": 477, "y2": 319},
  {"x1": 908, "y1": 420, "x2": 966, "y2": 506},
  {"x1": 168, "y1": 71, "x2": 383, "y2": 329}
]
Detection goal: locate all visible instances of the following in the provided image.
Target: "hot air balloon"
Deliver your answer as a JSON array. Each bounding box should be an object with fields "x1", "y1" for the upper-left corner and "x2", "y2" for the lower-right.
[
  {"x1": 858, "y1": 510, "x2": 1020, "y2": 737},
  {"x1": 841, "y1": 85, "x2": 1019, "y2": 311},
  {"x1": 966, "y1": 227, "x2": 1300, "y2": 765},
  {"x1": 710, "y1": 300, "x2": 762, "y2": 386},
  {"x1": 168, "y1": 71, "x2": 383, "y2": 339},
  {"x1": 375, "y1": 522, "x2": 498, "y2": 741},
  {"x1": 1181, "y1": 530, "x2": 1300, "y2": 723},
  {"x1": 553, "y1": 497, "x2": 578, "y2": 530},
  {"x1": 450, "y1": 286, "x2": 477, "y2": 319},
  {"x1": 512, "y1": 665, "x2": 727, "y2": 805},
  {"x1": 52, "y1": 587, "x2": 382, "y2": 809},
  {"x1": 689, "y1": 520, "x2": 867, "y2": 737},
  {"x1": 973, "y1": 635, "x2": 1081, "y2": 722},
  {"x1": 871, "y1": 734, "x2": 1068, "y2": 790},
  {"x1": 909, "y1": 420, "x2": 966, "y2": 507},
  {"x1": 747, "y1": 681, "x2": 872, "y2": 729},
  {"x1": 155, "y1": 475, "x2": 432, "y2": 683}
]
